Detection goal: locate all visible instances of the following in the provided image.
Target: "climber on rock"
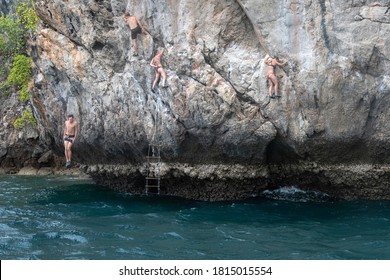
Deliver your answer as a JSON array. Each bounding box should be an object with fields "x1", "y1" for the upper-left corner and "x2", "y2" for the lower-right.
[
  {"x1": 150, "y1": 49, "x2": 168, "y2": 92},
  {"x1": 123, "y1": 13, "x2": 147, "y2": 56},
  {"x1": 63, "y1": 114, "x2": 78, "y2": 168},
  {"x1": 264, "y1": 54, "x2": 288, "y2": 99}
]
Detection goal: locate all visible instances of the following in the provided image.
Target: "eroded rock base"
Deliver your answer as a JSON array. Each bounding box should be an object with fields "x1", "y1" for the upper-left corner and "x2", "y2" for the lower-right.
[{"x1": 87, "y1": 163, "x2": 390, "y2": 201}]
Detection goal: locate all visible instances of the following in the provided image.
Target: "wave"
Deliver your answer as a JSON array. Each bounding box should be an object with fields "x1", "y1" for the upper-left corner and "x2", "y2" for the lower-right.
[{"x1": 261, "y1": 186, "x2": 333, "y2": 202}]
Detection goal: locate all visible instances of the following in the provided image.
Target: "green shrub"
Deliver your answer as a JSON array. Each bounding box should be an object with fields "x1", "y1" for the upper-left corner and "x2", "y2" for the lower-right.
[
  {"x1": 0, "y1": 14, "x2": 25, "y2": 61},
  {"x1": 1, "y1": 1, "x2": 38, "y2": 99},
  {"x1": 16, "y1": 0, "x2": 39, "y2": 31},
  {"x1": 8, "y1": 55, "x2": 32, "y2": 88},
  {"x1": 14, "y1": 109, "x2": 37, "y2": 129},
  {"x1": 4, "y1": 54, "x2": 32, "y2": 101},
  {"x1": 19, "y1": 84, "x2": 30, "y2": 102}
]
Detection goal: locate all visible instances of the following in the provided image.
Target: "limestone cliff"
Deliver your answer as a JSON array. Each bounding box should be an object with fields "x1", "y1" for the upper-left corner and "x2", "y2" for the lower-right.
[
  {"x1": 0, "y1": 0, "x2": 14, "y2": 15},
  {"x1": 26, "y1": 0, "x2": 390, "y2": 200}
]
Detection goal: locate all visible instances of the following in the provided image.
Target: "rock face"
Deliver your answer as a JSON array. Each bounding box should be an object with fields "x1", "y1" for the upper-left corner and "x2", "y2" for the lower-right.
[
  {"x1": 0, "y1": 0, "x2": 14, "y2": 15},
  {"x1": 0, "y1": 93, "x2": 39, "y2": 173},
  {"x1": 27, "y1": 0, "x2": 390, "y2": 200}
]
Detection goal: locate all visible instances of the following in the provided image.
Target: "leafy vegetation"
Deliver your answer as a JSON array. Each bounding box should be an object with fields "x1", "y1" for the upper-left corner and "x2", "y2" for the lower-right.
[
  {"x1": 1, "y1": 0, "x2": 39, "y2": 126},
  {"x1": 0, "y1": 14, "x2": 26, "y2": 64},
  {"x1": 16, "y1": 0, "x2": 39, "y2": 32},
  {"x1": 0, "y1": 54, "x2": 32, "y2": 101},
  {"x1": 13, "y1": 108, "x2": 37, "y2": 129},
  {"x1": 8, "y1": 54, "x2": 32, "y2": 88}
]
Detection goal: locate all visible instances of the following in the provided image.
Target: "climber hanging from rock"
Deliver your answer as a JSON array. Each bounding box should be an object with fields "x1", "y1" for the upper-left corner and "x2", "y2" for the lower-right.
[
  {"x1": 264, "y1": 54, "x2": 288, "y2": 99},
  {"x1": 150, "y1": 49, "x2": 168, "y2": 92},
  {"x1": 123, "y1": 13, "x2": 147, "y2": 56}
]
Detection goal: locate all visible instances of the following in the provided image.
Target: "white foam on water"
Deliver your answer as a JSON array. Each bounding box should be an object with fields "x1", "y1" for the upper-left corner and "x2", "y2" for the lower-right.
[
  {"x1": 262, "y1": 186, "x2": 331, "y2": 202},
  {"x1": 116, "y1": 248, "x2": 130, "y2": 254},
  {"x1": 0, "y1": 223, "x2": 18, "y2": 232},
  {"x1": 165, "y1": 231, "x2": 184, "y2": 239},
  {"x1": 145, "y1": 213, "x2": 159, "y2": 218},
  {"x1": 61, "y1": 234, "x2": 88, "y2": 244}
]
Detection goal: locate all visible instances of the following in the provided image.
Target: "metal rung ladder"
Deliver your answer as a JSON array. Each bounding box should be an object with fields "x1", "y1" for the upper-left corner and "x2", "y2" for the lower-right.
[{"x1": 145, "y1": 143, "x2": 161, "y2": 195}]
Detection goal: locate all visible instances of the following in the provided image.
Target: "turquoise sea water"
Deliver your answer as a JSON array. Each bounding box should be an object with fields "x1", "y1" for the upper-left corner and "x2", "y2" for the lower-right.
[{"x1": 1, "y1": 175, "x2": 389, "y2": 260}]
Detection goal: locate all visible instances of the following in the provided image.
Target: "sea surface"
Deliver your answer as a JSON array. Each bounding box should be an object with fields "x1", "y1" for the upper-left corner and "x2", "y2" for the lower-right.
[{"x1": 1, "y1": 175, "x2": 389, "y2": 260}]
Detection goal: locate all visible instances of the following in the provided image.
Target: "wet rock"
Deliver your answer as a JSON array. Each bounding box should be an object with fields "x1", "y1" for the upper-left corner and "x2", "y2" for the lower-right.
[
  {"x1": 18, "y1": 167, "x2": 38, "y2": 176},
  {"x1": 37, "y1": 167, "x2": 54, "y2": 176}
]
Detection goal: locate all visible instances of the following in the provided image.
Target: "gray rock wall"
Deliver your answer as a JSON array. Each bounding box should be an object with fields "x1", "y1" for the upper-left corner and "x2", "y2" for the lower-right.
[
  {"x1": 28, "y1": 0, "x2": 390, "y2": 200},
  {"x1": 0, "y1": 0, "x2": 14, "y2": 15}
]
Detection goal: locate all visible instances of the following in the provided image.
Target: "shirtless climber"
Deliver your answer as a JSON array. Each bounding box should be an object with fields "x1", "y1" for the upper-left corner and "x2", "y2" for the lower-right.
[
  {"x1": 264, "y1": 54, "x2": 288, "y2": 98},
  {"x1": 63, "y1": 114, "x2": 78, "y2": 168},
  {"x1": 150, "y1": 49, "x2": 168, "y2": 92},
  {"x1": 123, "y1": 13, "x2": 147, "y2": 56}
]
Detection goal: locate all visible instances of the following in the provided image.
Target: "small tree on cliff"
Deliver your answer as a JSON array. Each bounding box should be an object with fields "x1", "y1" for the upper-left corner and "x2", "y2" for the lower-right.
[
  {"x1": 16, "y1": 0, "x2": 39, "y2": 32},
  {"x1": 0, "y1": 0, "x2": 38, "y2": 101},
  {"x1": 0, "y1": 0, "x2": 39, "y2": 129},
  {"x1": 0, "y1": 14, "x2": 26, "y2": 78}
]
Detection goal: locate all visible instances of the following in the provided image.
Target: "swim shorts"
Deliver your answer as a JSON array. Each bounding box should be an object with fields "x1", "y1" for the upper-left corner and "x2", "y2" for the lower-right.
[
  {"x1": 131, "y1": 25, "x2": 142, "y2": 39},
  {"x1": 64, "y1": 135, "x2": 75, "y2": 143}
]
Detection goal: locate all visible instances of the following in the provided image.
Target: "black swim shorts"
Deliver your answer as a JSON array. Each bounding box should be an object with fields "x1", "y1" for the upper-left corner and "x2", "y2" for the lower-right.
[
  {"x1": 131, "y1": 25, "x2": 142, "y2": 39},
  {"x1": 64, "y1": 135, "x2": 74, "y2": 143}
]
